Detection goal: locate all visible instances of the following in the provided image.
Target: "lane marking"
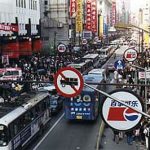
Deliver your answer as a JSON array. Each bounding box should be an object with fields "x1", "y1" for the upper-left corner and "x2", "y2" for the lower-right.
[{"x1": 33, "y1": 113, "x2": 65, "y2": 150}]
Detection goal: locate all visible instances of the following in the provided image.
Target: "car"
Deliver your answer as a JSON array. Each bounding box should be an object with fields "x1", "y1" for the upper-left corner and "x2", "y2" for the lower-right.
[
  {"x1": 106, "y1": 63, "x2": 115, "y2": 72},
  {"x1": 50, "y1": 95, "x2": 64, "y2": 114},
  {"x1": 37, "y1": 83, "x2": 56, "y2": 92}
]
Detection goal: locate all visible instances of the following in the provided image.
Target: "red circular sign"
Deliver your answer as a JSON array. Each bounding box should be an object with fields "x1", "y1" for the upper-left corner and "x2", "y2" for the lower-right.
[
  {"x1": 57, "y1": 44, "x2": 66, "y2": 53},
  {"x1": 123, "y1": 48, "x2": 138, "y2": 62},
  {"x1": 54, "y1": 67, "x2": 84, "y2": 98}
]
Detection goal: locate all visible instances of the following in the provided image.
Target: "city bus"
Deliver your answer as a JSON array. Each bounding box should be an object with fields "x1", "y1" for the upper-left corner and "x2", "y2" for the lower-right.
[
  {"x1": 0, "y1": 92, "x2": 51, "y2": 150},
  {"x1": 97, "y1": 46, "x2": 114, "y2": 61},
  {"x1": 64, "y1": 74, "x2": 105, "y2": 121},
  {"x1": 82, "y1": 53, "x2": 100, "y2": 68},
  {"x1": 68, "y1": 60, "x2": 93, "y2": 75}
]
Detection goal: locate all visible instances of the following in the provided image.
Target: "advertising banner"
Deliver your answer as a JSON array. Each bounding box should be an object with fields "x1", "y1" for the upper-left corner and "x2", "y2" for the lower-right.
[
  {"x1": 99, "y1": 16, "x2": 103, "y2": 36},
  {"x1": 91, "y1": 0, "x2": 97, "y2": 33},
  {"x1": 85, "y1": 0, "x2": 92, "y2": 31},
  {"x1": 70, "y1": 0, "x2": 76, "y2": 18},
  {"x1": 0, "y1": 24, "x2": 18, "y2": 32},
  {"x1": 76, "y1": 0, "x2": 83, "y2": 32}
]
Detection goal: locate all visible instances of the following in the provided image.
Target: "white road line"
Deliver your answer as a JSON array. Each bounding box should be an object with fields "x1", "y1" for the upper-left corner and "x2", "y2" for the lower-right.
[{"x1": 33, "y1": 113, "x2": 65, "y2": 150}]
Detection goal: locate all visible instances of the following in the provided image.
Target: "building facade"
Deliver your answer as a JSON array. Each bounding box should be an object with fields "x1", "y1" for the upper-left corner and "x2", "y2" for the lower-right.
[
  {"x1": 0, "y1": 0, "x2": 41, "y2": 59},
  {"x1": 40, "y1": 0, "x2": 69, "y2": 51}
]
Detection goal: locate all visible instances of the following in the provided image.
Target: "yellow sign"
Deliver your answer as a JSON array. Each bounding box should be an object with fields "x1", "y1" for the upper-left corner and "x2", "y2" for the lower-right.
[
  {"x1": 99, "y1": 16, "x2": 103, "y2": 36},
  {"x1": 76, "y1": 0, "x2": 83, "y2": 32}
]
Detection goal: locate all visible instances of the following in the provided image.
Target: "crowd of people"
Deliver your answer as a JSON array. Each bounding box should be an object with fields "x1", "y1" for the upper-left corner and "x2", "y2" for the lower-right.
[{"x1": 113, "y1": 119, "x2": 150, "y2": 149}]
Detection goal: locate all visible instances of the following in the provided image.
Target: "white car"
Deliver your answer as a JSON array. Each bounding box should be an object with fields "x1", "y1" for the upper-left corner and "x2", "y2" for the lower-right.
[{"x1": 37, "y1": 83, "x2": 56, "y2": 92}]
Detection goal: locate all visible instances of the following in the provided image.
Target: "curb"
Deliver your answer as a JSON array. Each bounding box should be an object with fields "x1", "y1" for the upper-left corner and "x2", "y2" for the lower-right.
[{"x1": 96, "y1": 121, "x2": 105, "y2": 150}]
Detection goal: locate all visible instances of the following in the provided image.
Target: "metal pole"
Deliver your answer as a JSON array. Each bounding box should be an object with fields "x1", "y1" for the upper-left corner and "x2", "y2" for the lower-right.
[
  {"x1": 145, "y1": 67, "x2": 147, "y2": 112},
  {"x1": 84, "y1": 83, "x2": 150, "y2": 119}
]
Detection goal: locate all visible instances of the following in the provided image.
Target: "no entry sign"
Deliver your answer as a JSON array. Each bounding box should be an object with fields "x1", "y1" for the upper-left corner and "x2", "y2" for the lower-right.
[
  {"x1": 124, "y1": 48, "x2": 138, "y2": 62},
  {"x1": 54, "y1": 67, "x2": 84, "y2": 98},
  {"x1": 101, "y1": 89, "x2": 143, "y2": 131}
]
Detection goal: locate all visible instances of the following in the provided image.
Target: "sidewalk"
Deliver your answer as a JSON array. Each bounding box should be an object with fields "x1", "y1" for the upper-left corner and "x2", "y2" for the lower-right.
[{"x1": 100, "y1": 127, "x2": 146, "y2": 150}]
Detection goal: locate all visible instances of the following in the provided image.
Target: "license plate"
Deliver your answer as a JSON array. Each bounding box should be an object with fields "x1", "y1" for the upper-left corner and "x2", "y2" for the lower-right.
[{"x1": 76, "y1": 116, "x2": 82, "y2": 119}]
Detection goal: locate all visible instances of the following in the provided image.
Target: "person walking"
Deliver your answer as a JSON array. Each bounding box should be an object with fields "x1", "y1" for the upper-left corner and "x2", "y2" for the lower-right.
[
  {"x1": 143, "y1": 123, "x2": 150, "y2": 149},
  {"x1": 113, "y1": 130, "x2": 120, "y2": 144},
  {"x1": 126, "y1": 130, "x2": 134, "y2": 145}
]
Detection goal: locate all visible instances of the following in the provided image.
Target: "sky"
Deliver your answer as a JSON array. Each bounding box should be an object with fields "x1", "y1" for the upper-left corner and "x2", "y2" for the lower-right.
[{"x1": 130, "y1": 0, "x2": 144, "y2": 13}]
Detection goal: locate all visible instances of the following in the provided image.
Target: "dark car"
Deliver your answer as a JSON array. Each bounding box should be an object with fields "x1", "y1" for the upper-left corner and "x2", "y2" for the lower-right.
[{"x1": 50, "y1": 95, "x2": 64, "y2": 114}]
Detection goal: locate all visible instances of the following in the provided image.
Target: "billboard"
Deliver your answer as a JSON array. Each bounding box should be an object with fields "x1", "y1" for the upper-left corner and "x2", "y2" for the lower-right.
[
  {"x1": 70, "y1": 0, "x2": 76, "y2": 18},
  {"x1": 91, "y1": 0, "x2": 97, "y2": 33},
  {"x1": 76, "y1": 0, "x2": 83, "y2": 32},
  {"x1": 99, "y1": 16, "x2": 103, "y2": 36},
  {"x1": 85, "y1": 0, "x2": 92, "y2": 31}
]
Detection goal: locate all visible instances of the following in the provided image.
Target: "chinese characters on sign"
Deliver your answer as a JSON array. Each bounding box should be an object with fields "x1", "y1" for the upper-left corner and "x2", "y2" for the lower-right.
[
  {"x1": 76, "y1": 0, "x2": 83, "y2": 32},
  {"x1": 70, "y1": 0, "x2": 76, "y2": 18},
  {"x1": 86, "y1": 0, "x2": 92, "y2": 31},
  {"x1": 0, "y1": 24, "x2": 18, "y2": 32}
]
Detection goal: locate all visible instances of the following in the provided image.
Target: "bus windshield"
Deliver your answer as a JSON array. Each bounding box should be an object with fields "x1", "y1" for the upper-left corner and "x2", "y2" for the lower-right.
[{"x1": 0, "y1": 125, "x2": 8, "y2": 146}]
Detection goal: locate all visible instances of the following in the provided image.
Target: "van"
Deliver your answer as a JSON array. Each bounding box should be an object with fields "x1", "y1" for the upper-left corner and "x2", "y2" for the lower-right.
[{"x1": 0, "y1": 68, "x2": 22, "y2": 80}]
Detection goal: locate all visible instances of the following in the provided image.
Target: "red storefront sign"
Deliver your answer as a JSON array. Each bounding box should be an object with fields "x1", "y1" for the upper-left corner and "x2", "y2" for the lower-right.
[
  {"x1": 111, "y1": 1, "x2": 116, "y2": 26},
  {"x1": 2, "y1": 42, "x2": 19, "y2": 58},
  {"x1": 70, "y1": 0, "x2": 76, "y2": 17},
  {"x1": 91, "y1": 0, "x2": 97, "y2": 33},
  {"x1": 19, "y1": 40, "x2": 32, "y2": 56},
  {"x1": 86, "y1": 0, "x2": 92, "y2": 31},
  {"x1": 32, "y1": 39, "x2": 42, "y2": 52},
  {"x1": 0, "y1": 24, "x2": 18, "y2": 32}
]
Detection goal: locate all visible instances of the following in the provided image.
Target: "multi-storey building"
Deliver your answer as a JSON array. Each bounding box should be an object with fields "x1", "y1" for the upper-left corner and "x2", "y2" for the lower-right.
[
  {"x1": 98, "y1": 0, "x2": 112, "y2": 36},
  {"x1": 0, "y1": 0, "x2": 41, "y2": 59},
  {"x1": 40, "y1": 0, "x2": 69, "y2": 50}
]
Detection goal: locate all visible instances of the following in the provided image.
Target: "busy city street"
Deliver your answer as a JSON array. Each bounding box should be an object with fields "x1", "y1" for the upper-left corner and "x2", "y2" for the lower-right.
[{"x1": 0, "y1": 0, "x2": 150, "y2": 150}]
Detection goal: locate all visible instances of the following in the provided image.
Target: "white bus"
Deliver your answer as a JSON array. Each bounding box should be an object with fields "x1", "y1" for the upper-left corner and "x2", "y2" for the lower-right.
[
  {"x1": 88, "y1": 68, "x2": 107, "y2": 81},
  {"x1": 97, "y1": 46, "x2": 114, "y2": 61},
  {"x1": 82, "y1": 53, "x2": 100, "y2": 68},
  {"x1": 0, "y1": 92, "x2": 51, "y2": 150}
]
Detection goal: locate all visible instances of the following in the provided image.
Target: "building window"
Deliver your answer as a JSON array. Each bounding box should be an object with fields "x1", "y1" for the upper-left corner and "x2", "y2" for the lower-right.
[
  {"x1": 16, "y1": 0, "x2": 18, "y2": 7},
  {"x1": 31, "y1": 0, "x2": 33, "y2": 9},
  {"x1": 24, "y1": 0, "x2": 26, "y2": 8},
  {"x1": 35, "y1": 1, "x2": 37, "y2": 10},
  {"x1": 21, "y1": 0, "x2": 23, "y2": 8},
  {"x1": 44, "y1": 0, "x2": 48, "y2": 5}
]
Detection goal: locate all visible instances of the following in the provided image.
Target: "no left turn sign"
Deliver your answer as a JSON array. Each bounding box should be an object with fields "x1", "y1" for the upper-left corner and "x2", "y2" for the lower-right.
[{"x1": 54, "y1": 67, "x2": 84, "y2": 98}]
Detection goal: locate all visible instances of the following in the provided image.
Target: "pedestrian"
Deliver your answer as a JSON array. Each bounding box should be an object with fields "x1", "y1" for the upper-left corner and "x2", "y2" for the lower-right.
[
  {"x1": 143, "y1": 123, "x2": 150, "y2": 149},
  {"x1": 113, "y1": 130, "x2": 119, "y2": 144},
  {"x1": 126, "y1": 130, "x2": 134, "y2": 145}
]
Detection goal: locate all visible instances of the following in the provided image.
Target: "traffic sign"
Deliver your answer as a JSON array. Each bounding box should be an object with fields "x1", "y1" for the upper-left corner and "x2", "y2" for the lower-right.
[
  {"x1": 57, "y1": 43, "x2": 66, "y2": 53},
  {"x1": 54, "y1": 67, "x2": 84, "y2": 98},
  {"x1": 82, "y1": 39, "x2": 87, "y2": 45},
  {"x1": 114, "y1": 60, "x2": 125, "y2": 70},
  {"x1": 124, "y1": 48, "x2": 138, "y2": 62},
  {"x1": 101, "y1": 89, "x2": 143, "y2": 131}
]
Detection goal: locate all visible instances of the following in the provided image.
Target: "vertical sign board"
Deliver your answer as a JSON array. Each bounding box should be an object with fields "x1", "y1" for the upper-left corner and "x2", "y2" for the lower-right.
[
  {"x1": 99, "y1": 16, "x2": 103, "y2": 37},
  {"x1": 70, "y1": 0, "x2": 76, "y2": 18},
  {"x1": 54, "y1": 67, "x2": 84, "y2": 98},
  {"x1": 86, "y1": 0, "x2": 92, "y2": 31},
  {"x1": 76, "y1": 0, "x2": 83, "y2": 33},
  {"x1": 101, "y1": 89, "x2": 143, "y2": 131},
  {"x1": 91, "y1": 0, "x2": 97, "y2": 33}
]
